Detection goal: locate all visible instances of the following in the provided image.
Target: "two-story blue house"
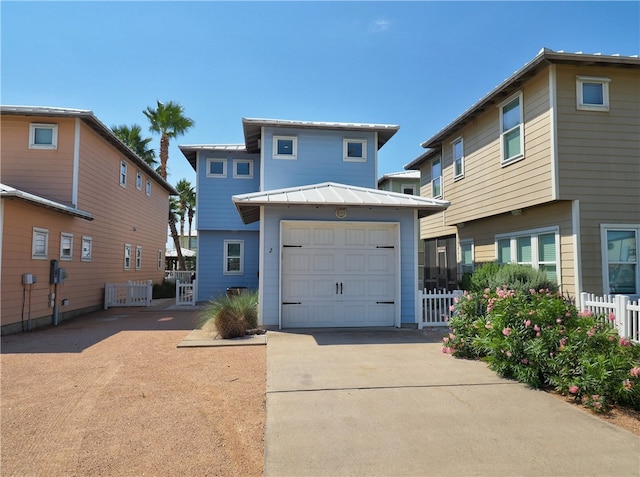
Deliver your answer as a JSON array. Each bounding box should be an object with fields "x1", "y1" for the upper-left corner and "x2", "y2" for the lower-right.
[{"x1": 180, "y1": 118, "x2": 449, "y2": 329}]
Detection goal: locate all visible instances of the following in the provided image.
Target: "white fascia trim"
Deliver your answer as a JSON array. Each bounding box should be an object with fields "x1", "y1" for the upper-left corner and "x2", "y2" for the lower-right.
[
  {"x1": 259, "y1": 206, "x2": 267, "y2": 328},
  {"x1": 374, "y1": 131, "x2": 379, "y2": 187},
  {"x1": 413, "y1": 210, "x2": 419, "y2": 327},
  {"x1": 72, "y1": 118, "x2": 81, "y2": 206},
  {"x1": 260, "y1": 126, "x2": 265, "y2": 192},
  {"x1": 395, "y1": 221, "x2": 402, "y2": 328},
  {"x1": 572, "y1": 200, "x2": 582, "y2": 305},
  {"x1": 549, "y1": 65, "x2": 559, "y2": 200}
]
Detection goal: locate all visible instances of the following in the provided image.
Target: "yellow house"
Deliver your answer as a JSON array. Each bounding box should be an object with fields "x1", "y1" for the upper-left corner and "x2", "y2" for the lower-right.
[
  {"x1": 406, "y1": 49, "x2": 640, "y2": 301},
  {"x1": 1, "y1": 106, "x2": 177, "y2": 334}
]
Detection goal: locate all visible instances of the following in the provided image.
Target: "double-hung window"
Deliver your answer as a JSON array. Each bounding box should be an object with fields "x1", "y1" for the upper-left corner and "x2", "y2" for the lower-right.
[
  {"x1": 29, "y1": 123, "x2": 58, "y2": 149},
  {"x1": 273, "y1": 136, "x2": 297, "y2": 159},
  {"x1": 32, "y1": 227, "x2": 49, "y2": 259},
  {"x1": 206, "y1": 159, "x2": 227, "y2": 178},
  {"x1": 452, "y1": 137, "x2": 464, "y2": 179},
  {"x1": 577, "y1": 76, "x2": 610, "y2": 111},
  {"x1": 602, "y1": 226, "x2": 639, "y2": 296},
  {"x1": 82, "y1": 236, "x2": 92, "y2": 262},
  {"x1": 460, "y1": 240, "x2": 474, "y2": 276},
  {"x1": 496, "y1": 228, "x2": 559, "y2": 282},
  {"x1": 136, "y1": 172, "x2": 143, "y2": 190},
  {"x1": 431, "y1": 158, "x2": 442, "y2": 198},
  {"x1": 500, "y1": 92, "x2": 524, "y2": 164},
  {"x1": 146, "y1": 180, "x2": 152, "y2": 196},
  {"x1": 124, "y1": 244, "x2": 132, "y2": 270},
  {"x1": 158, "y1": 250, "x2": 163, "y2": 270},
  {"x1": 224, "y1": 240, "x2": 244, "y2": 275},
  {"x1": 136, "y1": 246, "x2": 142, "y2": 270},
  {"x1": 120, "y1": 161, "x2": 127, "y2": 187},
  {"x1": 343, "y1": 139, "x2": 367, "y2": 162},
  {"x1": 60, "y1": 233, "x2": 73, "y2": 260},
  {"x1": 233, "y1": 159, "x2": 254, "y2": 179}
]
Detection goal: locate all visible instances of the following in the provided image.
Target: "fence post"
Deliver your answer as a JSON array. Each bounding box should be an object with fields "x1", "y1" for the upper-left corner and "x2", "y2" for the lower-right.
[
  {"x1": 614, "y1": 295, "x2": 630, "y2": 338},
  {"x1": 579, "y1": 292, "x2": 588, "y2": 312}
]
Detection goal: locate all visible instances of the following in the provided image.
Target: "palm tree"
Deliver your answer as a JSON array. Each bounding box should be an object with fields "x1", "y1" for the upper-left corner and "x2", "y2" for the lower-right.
[
  {"x1": 111, "y1": 124, "x2": 157, "y2": 167},
  {"x1": 186, "y1": 189, "x2": 196, "y2": 250},
  {"x1": 175, "y1": 179, "x2": 196, "y2": 250},
  {"x1": 144, "y1": 101, "x2": 194, "y2": 270}
]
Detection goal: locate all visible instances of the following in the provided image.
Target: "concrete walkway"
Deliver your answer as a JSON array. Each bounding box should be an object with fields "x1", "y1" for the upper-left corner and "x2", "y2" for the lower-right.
[{"x1": 265, "y1": 328, "x2": 640, "y2": 477}]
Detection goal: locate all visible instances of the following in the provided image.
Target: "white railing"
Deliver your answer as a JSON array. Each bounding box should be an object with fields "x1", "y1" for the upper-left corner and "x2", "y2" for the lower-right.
[
  {"x1": 104, "y1": 280, "x2": 153, "y2": 309},
  {"x1": 417, "y1": 289, "x2": 464, "y2": 329},
  {"x1": 164, "y1": 270, "x2": 195, "y2": 283},
  {"x1": 176, "y1": 281, "x2": 197, "y2": 306},
  {"x1": 580, "y1": 292, "x2": 639, "y2": 343}
]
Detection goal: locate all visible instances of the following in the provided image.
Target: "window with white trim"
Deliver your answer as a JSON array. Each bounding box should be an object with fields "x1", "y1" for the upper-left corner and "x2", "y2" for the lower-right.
[
  {"x1": 120, "y1": 161, "x2": 127, "y2": 187},
  {"x1": 124, "y1": 244, "x2": 132, "y2": 270},
  {"x1": 136, "y1": 172, "x2": 143, "y2": 190},
  {"x1": 401, "y1": 184, "x2": 416, "y2": 195},
  {"x1": 158, "y1": 250, "x2": 163, "y2": 270},
  {"x1": 273, "y1": 136, "x2": 297, "y2": 159},
  {"x1": 60, "y1": 233, "x2": 73, "y2": 260},
  {"x1": 82, "y1": 236, "x2": 92, "y2": 261},
  {"x1": 460, "y1": 240, "x2": 474, "y2": 275},
  {"x1": 577, "y1": 76, "x2": 610, "y2": 111},
  {"x1": 206, "y1": 159, "x2": 227, "y2": 178},
  {"x1": 136, "y1": 246, "x2": 142, "y2": 270},
  {"x1": 343, "y1": 139, "x2": 367, "y2": 162},
  {"x1": 452, "y1": 137, "x2": 464, "y2": 179},
  {"x1": 32, "y1": 227, "x2": 49, "y2": 259},
  {"x1": 29, "y1": 123, "x2": 58, "y2": 149},
  {"x1": 500, "y1": 92, "x2": 524, "y2": 164},
  {"x1": 496, "y1": 228, "x2": 559, "y2": 282},
  {"x1": 431, "y1": 158, "x2": 442, "y2": 198},
  {"x1": 146, "y1": 179, "x2": 151, "y2": 196},
  {"x1": 602, "y1": 226, "x2": 639, "y2": 296},
  {"x1": 233, "y1": 159, "x2": 254, "y2": 179},
  {"x1": 224, "y1": 240, "x2": 244, "y2": 275}
]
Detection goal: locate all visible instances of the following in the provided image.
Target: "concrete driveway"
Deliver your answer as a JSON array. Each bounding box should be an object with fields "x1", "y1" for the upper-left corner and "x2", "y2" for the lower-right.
[{"x1": 265, "y1": 328, "x2": 640, "y2": 477}]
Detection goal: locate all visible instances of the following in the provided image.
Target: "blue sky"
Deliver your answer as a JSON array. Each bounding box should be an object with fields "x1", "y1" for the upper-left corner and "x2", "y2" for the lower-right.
[{"x1": 2, "y1": 1, "x2": 639, "y2": 189}]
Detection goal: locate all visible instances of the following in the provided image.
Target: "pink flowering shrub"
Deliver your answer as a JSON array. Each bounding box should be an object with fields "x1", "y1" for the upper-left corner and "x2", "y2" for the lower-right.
[{"x1": 444, "y1": 277, "x2": 640, "y2": 412}]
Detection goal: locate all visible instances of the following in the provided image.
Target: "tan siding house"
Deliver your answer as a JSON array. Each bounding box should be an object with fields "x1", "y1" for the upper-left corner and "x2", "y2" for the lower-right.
[
  {"x1": 406, "y1": 49, "x2": 640, "y2": 301},
  {"x1": 1, "y1": 106, "x2": 177, "y2": 334}
]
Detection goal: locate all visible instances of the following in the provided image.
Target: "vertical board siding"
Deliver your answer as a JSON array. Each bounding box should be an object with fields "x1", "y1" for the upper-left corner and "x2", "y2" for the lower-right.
[
  {"x1": 195, "y1": 230, "x2": 259, "y2": 302},
  {"x1": 262, "y1": 127, "x2": 377, "y2": 190},
  {"x1": 197, "y1": 151, "x2": 260, "y2": 231},
  {"x1": 555, "y1": 65, "x2": 640, "y2": 295}
]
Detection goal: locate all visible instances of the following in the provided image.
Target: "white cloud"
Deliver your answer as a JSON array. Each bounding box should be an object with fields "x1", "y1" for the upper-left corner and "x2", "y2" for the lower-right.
[{"x1": 370, "y1": 18, "x2": 390, "y2": 33}]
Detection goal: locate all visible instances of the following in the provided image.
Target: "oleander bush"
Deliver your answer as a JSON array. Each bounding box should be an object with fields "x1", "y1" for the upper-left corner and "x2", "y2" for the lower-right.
[
  {"x1": 199, "y1": 290, "x2": 259, "y2": 339},
  {"x1": 443, "y1": 286, "x2": 640, "y2": 412}
]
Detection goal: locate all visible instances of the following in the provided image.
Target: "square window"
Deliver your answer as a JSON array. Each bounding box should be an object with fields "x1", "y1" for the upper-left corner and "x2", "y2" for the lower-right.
[
  {"x1": 401, "y1": 184, "x2": 416, "y2": 195},
  {"x1": 60, "y1": 233, "x2": 73, "y2": 260},
  {"x1": 273, "y1": 136, "x2": 297, "y2": 159},
  {"x1": 136, "y1": 172, "x2": 143, "y2": 190},
  {"x1": 604, "y1": 228, "x2": 638, "y2": 295},
  {"x1": 577, "y1": 76, "x2": 610, "y2": 111},
  {"x1": 343, "y1": 139, "x2": 367, "y2": 162},
  {"x1": 120, "y1": 161, "x2": 127, "y2": 187},
  {"x1": 499, "y1": 93, "x2": 524, "y2": 164},
  {"x1": 29, "y1": 123, "x2": 58, "y2": 149},
  {"x1": 233, "y1": 159, "x2": 254, "y2": 179},
  {"x1": 224, "y1": 240, "x2": 244, "y2": 275},
  {"x1": 32, "y1": 227, "x2": 48, "y2": 259},
  {"x1": 82, "y1": 236, "x2": 92, "y2": 261},
  {"x1": 124, "y1": 244, "x2": 132, "y2": 270},
  {"x1": 452, "y1": 137, "x2": 464, "y2": 179},
  {"x1": 206, "y1": 159, "x2": 227, "y2": 178}
]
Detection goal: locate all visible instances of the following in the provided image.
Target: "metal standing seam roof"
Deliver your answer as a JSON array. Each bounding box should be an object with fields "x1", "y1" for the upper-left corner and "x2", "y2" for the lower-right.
[
  {"x1": 232, "y1": 182, "x2": 450, "y2": 224},
  {"x1": 1, "y1": 105, "x2": 178, "y2": 196},
  {"x1": 404, "y1": 48, "x2": 640, "y2": 170},
  {"x1": 0, "y1": 183, "x2": 94, "y2": 220},
  {"x1": 179, "y1": 144, "x2": 247, "y2": 170}
]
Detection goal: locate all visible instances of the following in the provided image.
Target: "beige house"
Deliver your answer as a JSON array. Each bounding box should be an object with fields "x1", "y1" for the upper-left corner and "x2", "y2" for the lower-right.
[
  {"x1": 405, "y1": 48, "x2": 640, "y2": 301},
  {"x1": 1, "y1": 106, "x2": 177, "y2": 334}
]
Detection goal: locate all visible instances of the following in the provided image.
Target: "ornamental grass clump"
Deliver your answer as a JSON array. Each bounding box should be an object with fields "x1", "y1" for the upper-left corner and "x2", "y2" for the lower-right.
[
  {"x1": 199, "y1": 290, "x2": 259, "y2": 339},
  {"x1": 444, "y1": 286, "x2": 640, "y2": 413}
]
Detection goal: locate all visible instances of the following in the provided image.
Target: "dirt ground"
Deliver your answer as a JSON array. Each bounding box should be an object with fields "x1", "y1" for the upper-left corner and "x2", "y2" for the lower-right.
[{"x1": 1, "y1": 302, "x2": 265, "y2": 477}]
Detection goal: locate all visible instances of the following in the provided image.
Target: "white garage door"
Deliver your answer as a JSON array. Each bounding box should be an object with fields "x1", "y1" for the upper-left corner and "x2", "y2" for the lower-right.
[{"x1": 281, "y1": 221, "x2": 398, "y2": 328}]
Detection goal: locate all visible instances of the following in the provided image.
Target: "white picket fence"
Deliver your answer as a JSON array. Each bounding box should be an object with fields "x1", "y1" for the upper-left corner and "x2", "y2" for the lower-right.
[
  {"x1": 104, "y1": 280, "x2": 153, "y2": 309},
  {"x1": 176, "y1": 281, "x2": 197, "y2": 306},
  {"x1": 417, "y1": 289, "x2": 464, "y2": 329},
  {"x1": 580, "y1": 293, "x2": 640, "y2": 343},
  {"x1": 165, "y1": 270, "x2": 195, "y2": 283}
]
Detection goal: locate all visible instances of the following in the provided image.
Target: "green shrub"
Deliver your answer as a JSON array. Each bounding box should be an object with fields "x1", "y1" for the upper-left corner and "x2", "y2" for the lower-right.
[
  {"x1": 488, "y1": 263, "x2": 558, "y2": 295},
  {"x1": 468, "y1": 262, "x2": 501, "y2": 293},
  {"x1": 444, "y1": 288, "x2": 640, "y2": 412},
  {"x1": 152, "y1": 280, "x2": 176, "y2": 298},
  {"x1": 199, "y1": 290, "x2": 259, "y2": 339}
]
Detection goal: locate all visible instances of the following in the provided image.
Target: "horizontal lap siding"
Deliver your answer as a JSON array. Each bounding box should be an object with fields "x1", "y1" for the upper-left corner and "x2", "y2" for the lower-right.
[
  {"x1": 459, "y1": 201, "x2": 575, "y2": 295},
  {"x1": 262, "y1": 127, "x2": 377, "y2": 190},
  {"x1": 1, "y1": 116, "x2": 75, "y2": 204},
  {"x1": 555, "y1": 65, "x2": 640, "y2": 294}
]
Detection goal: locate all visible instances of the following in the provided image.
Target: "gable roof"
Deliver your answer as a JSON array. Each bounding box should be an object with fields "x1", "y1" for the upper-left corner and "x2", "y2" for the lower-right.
[
  {"x1": 242, "y1": 118, "x2": 400, "y2": 153},
  {"x1": 1, "y1": 105, "x2": 177, "y2": 195},
  {"x1": 378, "y1": 170, "x2": 420, "y2": 186},
  {"x1": 404, "y1": 48, "x2": 640, "y2": 170},
  {"x1": 232, "y1": 182, "x2": 449, "y2": 224},
  {"x1": 1, "y1": 183, "x2": 94, "y2": 220}
]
